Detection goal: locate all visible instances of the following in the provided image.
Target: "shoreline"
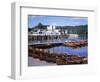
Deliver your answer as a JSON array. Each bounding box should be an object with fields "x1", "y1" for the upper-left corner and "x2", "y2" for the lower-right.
[{"x1": 28, "y1": 47, "x2": 88, "y2": 65}]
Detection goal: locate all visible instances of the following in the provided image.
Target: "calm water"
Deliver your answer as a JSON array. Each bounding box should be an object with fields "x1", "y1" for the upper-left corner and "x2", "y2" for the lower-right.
[
  {"x1": 48, "y1": 36, "x2": 87, "y2": 57},
  {"x1": 49, "y1": 46, "x2": 87, "y2": 57}
]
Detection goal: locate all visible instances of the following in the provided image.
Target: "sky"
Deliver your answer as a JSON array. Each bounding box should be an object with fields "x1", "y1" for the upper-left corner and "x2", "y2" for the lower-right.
[{"x1": 28, "y1": 15, "x2": 88, "y2": 28}]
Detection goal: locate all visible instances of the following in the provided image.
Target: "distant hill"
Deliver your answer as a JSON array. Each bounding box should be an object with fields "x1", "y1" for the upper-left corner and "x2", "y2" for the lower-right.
[{"x1": 56, "y1": 25, "x2": 88, "y2": 34}]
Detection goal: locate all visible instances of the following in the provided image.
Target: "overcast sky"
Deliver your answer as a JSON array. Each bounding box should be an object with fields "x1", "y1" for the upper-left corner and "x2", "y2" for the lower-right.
[{"x1": 28, "y1": 15, "x2": 88, "y2": 28}]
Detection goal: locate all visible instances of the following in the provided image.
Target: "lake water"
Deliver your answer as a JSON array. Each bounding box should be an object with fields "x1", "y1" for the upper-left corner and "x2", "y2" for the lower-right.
[
  {"x1": 48, "y1": 35, "x2": 87, "y2": 57},
  {"x1": 49, "y1": 46, "x2": 87, "y2": 57}
]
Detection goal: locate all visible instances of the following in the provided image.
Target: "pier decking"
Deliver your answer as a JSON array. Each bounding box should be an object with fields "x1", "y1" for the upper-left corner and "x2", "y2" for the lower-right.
[{"x1": 28, "y1": 40, "x2": 63, "y2": 46}]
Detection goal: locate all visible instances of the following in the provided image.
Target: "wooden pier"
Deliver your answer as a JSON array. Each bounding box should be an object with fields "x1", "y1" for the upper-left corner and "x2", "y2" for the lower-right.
[{"x1": 28, "y1": 34, "x2": 69, "y2": 43}]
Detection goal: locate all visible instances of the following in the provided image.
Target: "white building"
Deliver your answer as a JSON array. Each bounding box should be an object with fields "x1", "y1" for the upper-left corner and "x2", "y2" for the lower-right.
[
  {"x1": 68, "y1": 34, "x2": 79, "y2": 39},
  {"x1": 47, "y1": 24, "x2": 56, "y2": 31},
  {"x1": 46, "y1": 24, "x2": 60, "y2": 35},
  {"x1": 29, "y1": 24, "x2": 68, "y2": 36}
]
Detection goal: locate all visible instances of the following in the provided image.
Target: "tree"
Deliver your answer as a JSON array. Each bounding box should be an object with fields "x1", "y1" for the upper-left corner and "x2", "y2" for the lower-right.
[{"x1": 37, "y1": 22, "x2": 44, "y2": 30}]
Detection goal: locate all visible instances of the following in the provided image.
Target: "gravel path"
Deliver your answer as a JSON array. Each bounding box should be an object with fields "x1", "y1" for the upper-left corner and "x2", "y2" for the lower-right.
[{"x1": 28, "y1": 57, "x2": 56, "y2": 66}]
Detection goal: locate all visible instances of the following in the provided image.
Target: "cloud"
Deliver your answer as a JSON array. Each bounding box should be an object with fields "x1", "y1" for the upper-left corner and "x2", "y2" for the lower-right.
[
  {"x1": 70, "y1": 17, "x2": 87, "y2": 21},
  {"x1": 28, "y1": 15, "x2": 45, "y2": 19}
]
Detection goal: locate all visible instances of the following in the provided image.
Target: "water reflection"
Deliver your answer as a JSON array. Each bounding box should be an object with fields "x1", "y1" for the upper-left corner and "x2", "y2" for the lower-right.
[{"x1": 49, "y1": 46, "x2": 87, "y2": 57}]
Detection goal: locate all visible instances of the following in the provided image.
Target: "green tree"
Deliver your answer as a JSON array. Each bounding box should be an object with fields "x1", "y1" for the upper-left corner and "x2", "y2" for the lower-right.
[{"x1": 37, "y1": 22, "x2": 44, "y2": 30}]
